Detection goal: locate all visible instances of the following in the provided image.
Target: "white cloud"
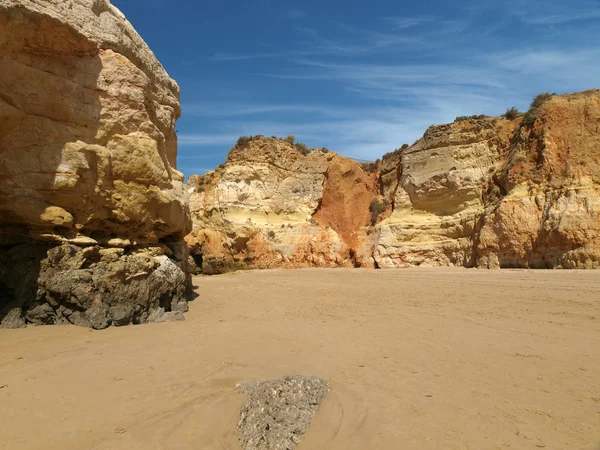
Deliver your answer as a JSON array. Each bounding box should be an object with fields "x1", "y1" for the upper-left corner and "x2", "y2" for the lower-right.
[
  {"x1": 209, "y1": 52, "x2": 282, "y2": 61},
  {"x1": 189, "y1": 0, "x2": 600, "y2": 170},
  {"x1": 383, "y1": 15, "x2": 436, "y2": 29}
]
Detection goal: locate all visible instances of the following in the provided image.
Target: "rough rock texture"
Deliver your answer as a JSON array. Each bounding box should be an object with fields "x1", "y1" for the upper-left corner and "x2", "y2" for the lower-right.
[
  {"x1": 372, "y1": 90, "x2": 600, "y2": 269},
  {"x1": 236, "y1": 375, "x2": 328, "y2": 450},
  {"x1": 474, "y1": 91, "x2": 600, "y2": 269},
  {"x1": 370, "y1": 115, "x2": 517, "y2": 267},
  {"x1": 185, "y1": 136, "x2": 377, "y2": 273},
  {"x1": 189, "y1": 91, "x2": 599, "y2": 271},
  {"x1": 0, "y1": 0, "x2": 192, "y2": 328}
]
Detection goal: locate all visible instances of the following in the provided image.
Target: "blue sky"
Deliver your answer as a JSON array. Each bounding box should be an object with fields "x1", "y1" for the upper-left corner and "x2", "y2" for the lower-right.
[{"x1": 113, "y1": 0, "x2": 600, "y2": 178}]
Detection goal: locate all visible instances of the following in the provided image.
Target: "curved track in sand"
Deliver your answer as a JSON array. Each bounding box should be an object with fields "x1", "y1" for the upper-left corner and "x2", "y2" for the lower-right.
[{"x1": 1, "y1": 268, "x2": 599, "y2": 449}]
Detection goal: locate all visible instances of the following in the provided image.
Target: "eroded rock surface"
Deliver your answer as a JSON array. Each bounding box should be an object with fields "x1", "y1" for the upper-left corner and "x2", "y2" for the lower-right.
[
  {"x1": 237, "y1": 375, "x2": 328, "y2": 450},
  {"x1": 373, "y1": 90, "x2": 600, "y2": 269},
  {"x1": 0, "y1": 0, "x2": 192, "y2": 328},
  {"x1": 189, "y1": 91, "x2": 599, "y2": 271},
  {"x1": 371, "y1": 115, "x2": 517, "y2": 267},
  {"x1": 185, "y1": 137, "x2": 377, "y2": 273}
]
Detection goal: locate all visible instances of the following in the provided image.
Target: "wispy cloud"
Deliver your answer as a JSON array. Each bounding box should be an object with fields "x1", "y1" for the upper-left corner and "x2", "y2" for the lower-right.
[
  {"x1": 183, "y1": 102, "x2": 365, "y2": 118},
  {"x1": 284, "y1": 8, "x2": 308, "y2": 20},
  {"x1": 511, "y1": 0, "x2": 600, "y2": 25},
  {"x1": 209, "y1": 52, "x2": 283, "y2": 61},
  {"x1": 383, "y1": 15, "x2": 436, "y2": 29},
  {"x1": 182, "y1": 0, "x2": 600, "y2": 177},
  {"x1": 263, "y1": 58, "x2": 507, "y2": 93},
  {"x1": 523, "y1": 10, "x2": 600, "y2": 24}
]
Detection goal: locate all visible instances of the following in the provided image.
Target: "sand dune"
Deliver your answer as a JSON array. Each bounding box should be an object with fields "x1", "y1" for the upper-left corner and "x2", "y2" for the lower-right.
[{"x1": 1, "y1": 268, "x2": 599, "y2": 449}]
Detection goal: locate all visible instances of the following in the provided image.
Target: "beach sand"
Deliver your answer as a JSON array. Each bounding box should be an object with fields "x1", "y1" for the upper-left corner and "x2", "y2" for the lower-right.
[{"x1": 1, "y1": 268, "x2": 599, "y2": 449}]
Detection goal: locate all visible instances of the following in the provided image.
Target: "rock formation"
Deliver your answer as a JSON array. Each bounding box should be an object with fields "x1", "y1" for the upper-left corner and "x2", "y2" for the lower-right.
[
  {"x1": 373, "y1": 90, "x2": 600, "y2": 269},
  {"x1": 185, "y1": 136, "x2": 377, "y2": 273},
  {"x1": 236, "y1": 375, "x2": 328, "y2": 450},
  {"x1": 189, "y1": 90, "x2": 600, "y2": 271},
  {"x1": 0, "y1": 0, "x2": 192, "y2": 328}
]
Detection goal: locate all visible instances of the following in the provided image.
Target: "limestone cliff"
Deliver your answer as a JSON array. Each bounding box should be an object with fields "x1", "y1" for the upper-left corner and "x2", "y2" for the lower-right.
[
  {"x1": 189, "y1": 90, "x2": 599, "y2": 271},
  {"x1": 371, "y1": 114, "x2": 518, "y2": 267},
  {"x1": 373, "y1": 90, "x2": 600, "y2": 269},
  {"x1": 475, "y1": 91, "x2": 600, "y2": 269},
  {"x1": 0, "y1": 0, "x2": 192, "y2": 328},
  {"x1": 185, "y1": 136, "x2": 377, "y2": 273}
]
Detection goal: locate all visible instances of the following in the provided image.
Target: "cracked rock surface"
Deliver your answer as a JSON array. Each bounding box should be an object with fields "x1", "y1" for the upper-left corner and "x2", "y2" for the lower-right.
[
  {"x1": 237, "y1": 375, "x2": 328, "y2": 450},
  {"x1": 0, "y1": 0, "x2": 192, "y2": 328}
]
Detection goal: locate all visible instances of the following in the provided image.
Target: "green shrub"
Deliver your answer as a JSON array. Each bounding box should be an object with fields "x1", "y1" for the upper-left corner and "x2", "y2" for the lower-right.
[
  {"x1": 295, "y1": 142, "x2": 309, "y2": 155},
  {"x1": 267, "y1": 230, "x2": 276, "y2": 239},
  {"x1": 360, "y1": 159, "x2": 380, "y2": 173},
  {"x1": 455, "y1": 114, "x2": 488, "y2": 122},
  {"x1": 530, "y1": 92, "x2": 554, "y2": 110},
  {"x1": 369, "y1": 198, "x2": 386, "y2": 225},
  {"x1": 284, "y1": 135, "x2": 295, "y2": 145},
  {"x1": 236, "y1": 136, "x2": 252, "y2": 148},
  {"x1": 522, "y1": 112, "x2": 536, "y2": 126},
  {"x1": 523, "y1": 92, "x2": 555, "y2": 126},
  {"x1": 504, "y1": 107, "x2": 519, "y2": 120}
]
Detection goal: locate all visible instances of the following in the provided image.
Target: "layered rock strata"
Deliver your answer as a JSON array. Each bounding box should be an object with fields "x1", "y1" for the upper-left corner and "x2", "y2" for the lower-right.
[
  {"x1": 189, "y1": 91, "x2": 600, "y2": 271},
  {"x1": 0, "y1": 0, "x2": 192, "y2": 328},
  {"x1": 185, "y1": 137, "x2": 377, "y2": 273},
  {"x1": 372, "y1": 90, "x2": 600, "y2": 269}
]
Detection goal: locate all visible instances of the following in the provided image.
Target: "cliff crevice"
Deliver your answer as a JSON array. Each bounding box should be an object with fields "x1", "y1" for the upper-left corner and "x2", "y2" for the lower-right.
[{"x1": 187, "y1": 90, "x2": 600, "y2": 272}]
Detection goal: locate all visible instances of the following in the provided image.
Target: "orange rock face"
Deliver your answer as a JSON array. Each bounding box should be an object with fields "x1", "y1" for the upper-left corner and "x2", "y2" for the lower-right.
[
  {"x1": 312, "y1": 155, "x2": 378, "y2": 260},
  {"x1": 185, "y1": 137, "x2": 377, "y2": 273},
  {"x1": 373, "y1": 90, "x2": 600, "y2": 269},
  {"x1": 475, "y1": 90, "x2": 600, "y2": 268},
  {"x1": 188, "y1": 90, "x2": 600, "y2": 272}
]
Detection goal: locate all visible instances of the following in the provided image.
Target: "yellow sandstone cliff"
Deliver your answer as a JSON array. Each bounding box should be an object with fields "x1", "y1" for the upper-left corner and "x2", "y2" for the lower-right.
[
  {"x1": 189, "y1": 90, "x2": 600, "y2": 271},
  {"x1": 0, "y1": 0, "x2": 192, "y2": 328},
  {"x1": 185, "y1": 137, "x2": 377, "y2": 273}
]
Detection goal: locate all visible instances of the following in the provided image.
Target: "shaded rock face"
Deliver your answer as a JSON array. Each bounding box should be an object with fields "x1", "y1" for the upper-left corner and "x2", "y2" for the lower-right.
[
  {"x1": 237, "y1": 375, "x2": 328, "y2": 450},
  {"x1": 185, "y1": 137, "x2": 377, "y2": 273},
  {"x1": 0, "y1": 0, "x2": 192, "y2": 328},
  {"x1": 189, "y1": 91, "x2": 599, "y2": 271},
  {"x1": 373, "y1": 90, "x2": 600, "y2": 269}
]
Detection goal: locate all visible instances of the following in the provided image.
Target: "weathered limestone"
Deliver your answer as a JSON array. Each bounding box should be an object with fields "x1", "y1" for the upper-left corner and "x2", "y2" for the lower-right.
[
  {"x1": 0, "y1": 0, "x2": 192, "y2": 328},
  {"x1": 189, "y1": 91, "x2": 600, "y2": 271},
  {"x1": 237, "y1": 375, "x2": 328, "y2": 450},
  {"x1": 372, "y1": 90, "x2": 600, "y2": 269},
  {"x1": 474, "y1": 91, "x2": 600, "y2": 268},
  {"x1": 185, "y1": 136, "x2": 377, "y2": 273},
  {"x1": 371, "y1": 117, "x2": 517, "y2": 267}
]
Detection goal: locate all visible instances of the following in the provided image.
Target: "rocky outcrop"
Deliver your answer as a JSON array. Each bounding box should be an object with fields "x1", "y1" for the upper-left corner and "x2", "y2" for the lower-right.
[
  {"x1": 371, "y1": 115, "x2": 518, "y2": 267},
  {"x1": 185, "y1": 136, "x2": 377, "y2": 273},
  {"x1": 0, "y1": 0, "x2": 192, "y2": 328},
  {"x1": 236, "y1": 375, "x2": 328, "y2": 450},
  {"x1": 189, "y1": 91, "x2": 600, "y2": 271},
  {"x1": 474, "y1": 91, "x2": 600, "y2": 269},
  {"x1": 372, "y1": 90, "x2": 600, "y2": 269}
]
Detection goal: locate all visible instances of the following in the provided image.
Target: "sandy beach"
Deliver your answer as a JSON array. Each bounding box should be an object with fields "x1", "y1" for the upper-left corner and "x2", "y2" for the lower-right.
[{"x1": 1, "y1": 268, "x2": 599, "y2": 450}]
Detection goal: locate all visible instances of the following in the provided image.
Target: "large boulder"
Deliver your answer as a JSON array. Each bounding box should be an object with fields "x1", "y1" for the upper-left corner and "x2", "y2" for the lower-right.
[{"x1": 0, "y1": 0, "x2": 192, "y2": 328}]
